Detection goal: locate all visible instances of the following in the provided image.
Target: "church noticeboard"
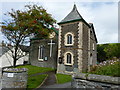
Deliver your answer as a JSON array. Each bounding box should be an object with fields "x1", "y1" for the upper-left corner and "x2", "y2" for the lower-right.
[{"x1": 44, "y1": 57, "x2": 48, "y2": 61}]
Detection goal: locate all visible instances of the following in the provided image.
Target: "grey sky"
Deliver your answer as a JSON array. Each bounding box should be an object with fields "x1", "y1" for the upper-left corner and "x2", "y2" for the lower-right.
[{"x1": 0, "y1": 1, "x2": 118, "y2": 44}]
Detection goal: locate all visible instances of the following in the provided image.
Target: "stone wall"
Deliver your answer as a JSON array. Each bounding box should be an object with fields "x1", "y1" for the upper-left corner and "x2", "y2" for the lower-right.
[
  {"x1": 82, "y1": 23, "x2": 89, "y2": 72},
  {"x1": 57, "y1": 22, "x2": 80, "y2": 73},
  {"x1": 1, "y1": 68, "x2": 28, "y2": 89},
  {"x1": 30, "y1": 37, "x2": 58, "y2": 69},
  {"x1": 72, "y1": 73, "x2": 120, "y2": 89}
]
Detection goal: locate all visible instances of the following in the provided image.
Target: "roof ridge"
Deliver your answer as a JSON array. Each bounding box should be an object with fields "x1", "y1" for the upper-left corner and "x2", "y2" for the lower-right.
[{"x1": 58, "y1": 4, "x2": 83, "y2": 24}]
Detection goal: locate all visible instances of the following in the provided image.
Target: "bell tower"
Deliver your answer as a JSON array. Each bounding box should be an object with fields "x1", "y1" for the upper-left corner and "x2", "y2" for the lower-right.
[{"x1": 57, "y1": 4, "x2": 97, "y2": 74}]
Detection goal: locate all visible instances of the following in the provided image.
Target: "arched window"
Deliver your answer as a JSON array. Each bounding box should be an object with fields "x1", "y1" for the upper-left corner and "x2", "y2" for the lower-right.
[
  {"x1": 67, "y1": 53, "x2": 72, "y2": 64},
  {"x1": 64, "y1": 52, "x2": 73, "y2": 65},
  {"x1": 38, "y1": 45, "x2": 44, "y2": 61},
  {"x1": 67, "y1": 34, "x2": 72, "y2": 44},
  {"x1": 65, "y1": 32, "x2": 74, "y2": 46}
]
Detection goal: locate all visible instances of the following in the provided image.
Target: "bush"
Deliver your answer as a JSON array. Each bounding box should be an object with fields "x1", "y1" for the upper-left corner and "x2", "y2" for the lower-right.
[{"x1": 89, "y1": 61, "x2": 120, "y2": 77}]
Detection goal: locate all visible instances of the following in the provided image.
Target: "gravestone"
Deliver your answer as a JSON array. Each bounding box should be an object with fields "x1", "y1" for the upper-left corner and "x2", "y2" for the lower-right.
[{"x1": 2, "y1": 68, "x2": 28, "y2": 89}]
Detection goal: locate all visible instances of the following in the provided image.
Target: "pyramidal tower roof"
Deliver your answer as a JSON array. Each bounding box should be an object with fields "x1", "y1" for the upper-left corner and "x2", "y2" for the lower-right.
[{"x1": 58, "y1": 4, "x2": 83, "y2": 24}]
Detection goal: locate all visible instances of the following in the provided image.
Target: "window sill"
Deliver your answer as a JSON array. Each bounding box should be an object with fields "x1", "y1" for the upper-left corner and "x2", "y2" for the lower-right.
[
  {"x1": 65, "y1": 44, "x2": 74, "y2": 46},
  {"x1": 64, "y1": 63, "x2": 73, "y2": 66},
  {"x1": 38, "y1": 59, "x2": 44, "y2": 61}
]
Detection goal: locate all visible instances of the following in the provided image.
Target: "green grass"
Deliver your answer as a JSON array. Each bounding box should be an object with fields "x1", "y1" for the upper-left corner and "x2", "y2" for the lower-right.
[
  {"x1": 27, "y1": 74, "x2": 47, "y2": 89},
  {"x1": 17, "y1": 65, "x2": 55, "y2": 75},
  {"x1": 16, "y1": 65, "x2": 55, "y2": 89},
  {"x1": 56, "y1": 74, "x2": 72, "y2": 84},
  {"x1": 89, "y1": 61, "x2": 120, "y2": 77}
]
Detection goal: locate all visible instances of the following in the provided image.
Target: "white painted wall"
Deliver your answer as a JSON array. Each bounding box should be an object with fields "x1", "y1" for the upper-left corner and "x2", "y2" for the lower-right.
[
  {"x1": 0, "y1": 48, "x2": 28, "y2": 68},
  {"x1": 0, "y1": 47, "x2": 2, "y2": 56}
]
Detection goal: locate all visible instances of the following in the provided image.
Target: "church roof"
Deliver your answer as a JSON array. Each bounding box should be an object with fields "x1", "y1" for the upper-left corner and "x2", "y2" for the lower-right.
[
  {"x1": 58, "y1": 4, "x2": 83, "y2": 24},
  {"x1": 89, "y1": 23, "x2": 98, "y2": 43},
  {"x1": 50, "y1": 27, "x2": 58, "y2": 35},
  {"x1": 30, "y1": 26, "x2": 58, "y2": 40}
]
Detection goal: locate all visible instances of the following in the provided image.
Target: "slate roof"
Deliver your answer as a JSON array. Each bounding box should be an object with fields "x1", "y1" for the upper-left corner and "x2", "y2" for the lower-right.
[
  {"x1": 58, "y1": 4, "x2": 83, "y2": 24},
  {"x1": 50, "y1": 27, "x2": 59, "y2": 35},
  {"x1": 89, "y1": 23, "x2": 98, "y2": 43},
  {"x1": 30, "y1": 26, "x2": 58, "y2": 40}
]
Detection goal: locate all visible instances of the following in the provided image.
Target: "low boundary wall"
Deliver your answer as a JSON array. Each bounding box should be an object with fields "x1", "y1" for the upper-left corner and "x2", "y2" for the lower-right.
[{"x1": 72, "y1": 73, "x2": 120, "y2": 89}]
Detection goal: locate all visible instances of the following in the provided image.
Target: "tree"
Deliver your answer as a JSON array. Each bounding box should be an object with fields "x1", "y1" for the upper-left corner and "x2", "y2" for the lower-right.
[
  {"x1": 1, "y1": 4, "x2": 56, "y2": 67},
  {"x1": 97, "y1": 44, "x2": 107, "y2": 62},
  {"x1": 97, "y1": 43, "x2": 120, "y2": 62},
  {"x1": 104, "y1": 43, "x2": 120, "y2": 59}
]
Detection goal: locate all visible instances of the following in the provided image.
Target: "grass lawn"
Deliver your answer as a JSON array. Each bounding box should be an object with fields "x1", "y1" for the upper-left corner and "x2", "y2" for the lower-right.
[
  {"x1": 56, "y1": 74, "x2": 72, "y2": 84},
  {"x1": 17, "y1": 65, "x2": 55, "y2": 75},
  {"x1": 27, "y1": 74, "x2": 47, "y2": 89},
  {"x1": 16, "y1": 65, "x2": 55, "y2": 89}
]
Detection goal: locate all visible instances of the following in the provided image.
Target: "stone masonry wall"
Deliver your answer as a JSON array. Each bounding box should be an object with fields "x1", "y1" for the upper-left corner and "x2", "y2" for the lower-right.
[
  {"x1": 82, "y1": 23, "x2": 89, "y2": 72},
  {"x1": 57, "y1": 22, "x2": 79, "y2": 73},
  {"x1": 30, "y1": 36, "x2": 58, "y2": 69},
  {"x1": 1, "y1": 68, "x2": 28, "y2": 89},
  {"x1": 72, "y1": 73, "x2": 120, "y2": 89}
]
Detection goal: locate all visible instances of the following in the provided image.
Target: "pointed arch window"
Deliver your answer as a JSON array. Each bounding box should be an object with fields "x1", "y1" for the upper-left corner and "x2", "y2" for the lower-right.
[
  {"x1": 65, "y1": 32, "x2": 74, "y2": 46},
  {"x1": 38, "y1": 45, "x2": 44, "y2": 61}
]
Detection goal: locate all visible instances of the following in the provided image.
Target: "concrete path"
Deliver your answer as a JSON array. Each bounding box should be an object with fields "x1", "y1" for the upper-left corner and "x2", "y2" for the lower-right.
[
  {"x1": 32, "y1": 71, "x2": 72, "y2": 89},
  {"x1": 40, "y1": 71, "x2": 57, "y2": 87}
]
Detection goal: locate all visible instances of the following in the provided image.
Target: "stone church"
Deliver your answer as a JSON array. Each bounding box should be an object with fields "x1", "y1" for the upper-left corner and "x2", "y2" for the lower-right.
[{"x1": 30, "y1": 4, "x2": 97, "y2": 74}]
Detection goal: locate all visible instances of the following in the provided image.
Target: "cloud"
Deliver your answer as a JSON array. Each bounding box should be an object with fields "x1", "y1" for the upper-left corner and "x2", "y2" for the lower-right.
[
  {"x1": 43, "y1": 2, "x2": 118, "y2": 44},
  {"x1": 0, "y1": 1, "x2": 118, "y2": 44},
  {"x1": 89, "y1": 2, "x2": 118, "y2": 44}
]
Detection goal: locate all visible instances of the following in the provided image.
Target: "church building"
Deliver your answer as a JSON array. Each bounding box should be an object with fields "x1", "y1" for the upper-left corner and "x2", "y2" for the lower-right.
[{"x1": 30, "y1": 4, "x2": 97, "y2": 74}]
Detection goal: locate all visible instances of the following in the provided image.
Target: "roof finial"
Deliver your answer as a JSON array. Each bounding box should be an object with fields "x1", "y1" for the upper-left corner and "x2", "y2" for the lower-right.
[{"x1": 73, "y1": 3, "x2": 77, "y2": 11}]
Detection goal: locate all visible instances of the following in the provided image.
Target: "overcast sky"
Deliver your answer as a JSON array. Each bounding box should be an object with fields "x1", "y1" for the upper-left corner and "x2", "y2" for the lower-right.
[{"x1": 0, "y1": 0, "x2": 119, "y2": 44}]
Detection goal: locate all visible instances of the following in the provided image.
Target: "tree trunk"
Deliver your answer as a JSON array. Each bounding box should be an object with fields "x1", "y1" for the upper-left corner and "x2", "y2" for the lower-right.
[
  {"x1": 13, "y1": 58, "x2": 17, "y2": 67},
  {"x1": 13, "y1": 44, "x2": 18, "y2": 67}
]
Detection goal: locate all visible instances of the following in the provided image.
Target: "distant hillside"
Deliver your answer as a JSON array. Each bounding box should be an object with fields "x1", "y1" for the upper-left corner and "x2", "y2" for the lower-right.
[{"x1": 97, "y1": 43, "x2": 120, "y2": 62}]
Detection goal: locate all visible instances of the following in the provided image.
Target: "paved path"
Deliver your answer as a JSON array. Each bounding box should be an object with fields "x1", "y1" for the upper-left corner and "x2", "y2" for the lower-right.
[
  {"x1": 40, "y1": 71, "x2": 57, "y2": 87},
  {"x1": 31, "y1": 71, "x2": 72, "y2": 89}
]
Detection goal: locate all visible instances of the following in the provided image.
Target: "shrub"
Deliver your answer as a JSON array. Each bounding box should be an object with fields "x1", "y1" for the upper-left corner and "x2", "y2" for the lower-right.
[{"x1": 89, "y1": 60, "x2": 120, "y2": 77}]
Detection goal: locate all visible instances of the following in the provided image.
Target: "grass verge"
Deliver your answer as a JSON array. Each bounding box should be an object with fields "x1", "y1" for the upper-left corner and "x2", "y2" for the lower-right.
[
  {"x1": 27, "y1": 74, "x2": 47, "y2": 89},
  {"x1": 56, "y1": 74, "x2": 72, "y2": 84},
  {"x1": 16, "y1": 65, "x2": 55, "y2": 89},
  {"x1": 17, "y1": 65, "x2": 55, "y2": 75}
]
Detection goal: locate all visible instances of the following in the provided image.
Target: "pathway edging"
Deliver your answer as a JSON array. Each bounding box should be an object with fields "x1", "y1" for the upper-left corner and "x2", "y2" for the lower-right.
[{"x1": 36, "y1": 74, "x2": 48, "y2": 88}]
